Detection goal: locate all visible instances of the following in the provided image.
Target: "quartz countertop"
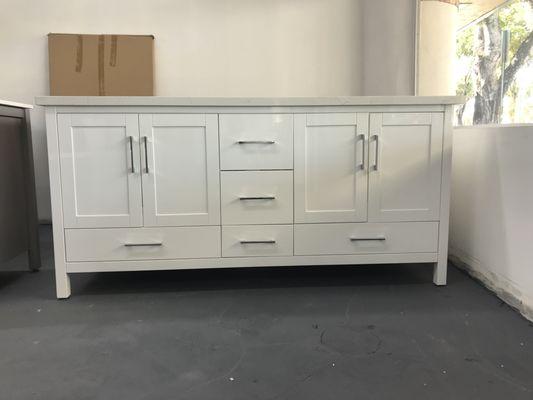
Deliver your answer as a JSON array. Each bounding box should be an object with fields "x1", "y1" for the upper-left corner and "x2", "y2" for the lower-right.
[
  {"x1": 0, "y1": 99, "x2": 33, "y2": 109},
  {"x1": 35, "y1": 96, "x2": 464, "y2": 107}
]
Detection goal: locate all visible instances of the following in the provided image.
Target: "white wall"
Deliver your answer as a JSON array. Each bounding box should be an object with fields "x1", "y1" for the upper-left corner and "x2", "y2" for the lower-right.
[
  {"x1": 417, "y1": 1, "x2": 457, "y2": 95},
  {"x1": 450, "y1": 125, "x2": 533, "y2": 320},
  {"x1": 361, "y1": 0, "x2": 417, "y2": 95},
  {"x1": 0, "y1": 0, "x2": 416, "y2": 220}
]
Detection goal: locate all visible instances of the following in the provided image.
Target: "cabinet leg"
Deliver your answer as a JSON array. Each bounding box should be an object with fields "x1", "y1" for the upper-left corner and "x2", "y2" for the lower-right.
[
  {"x1": 56, "y1": 272, "x2": 71, "y2": 299},
  {"x1": 433, "y1": 260, "x2": 447, "y2": 286}
]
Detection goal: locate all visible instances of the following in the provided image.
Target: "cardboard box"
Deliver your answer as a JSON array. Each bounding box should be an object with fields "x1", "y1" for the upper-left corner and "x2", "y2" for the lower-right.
[{"x1": 48, "y1": 33, "x2": 154, "y2": 96}]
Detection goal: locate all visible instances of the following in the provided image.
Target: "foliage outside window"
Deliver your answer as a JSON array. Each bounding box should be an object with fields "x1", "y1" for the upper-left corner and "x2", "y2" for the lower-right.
[{"x1": 455, "y1": 0, "x2": 533, "y2": 125}]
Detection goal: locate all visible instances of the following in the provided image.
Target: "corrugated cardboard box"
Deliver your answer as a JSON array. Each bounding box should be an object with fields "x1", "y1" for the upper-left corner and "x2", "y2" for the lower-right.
[{"x1": 48, "y1": 33, "x2": 154, "y2": 96}]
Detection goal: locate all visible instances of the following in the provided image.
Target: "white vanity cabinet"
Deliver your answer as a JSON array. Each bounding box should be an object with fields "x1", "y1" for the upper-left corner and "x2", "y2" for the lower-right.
[{"x1": 38, "y1": 96, "x2": 461, "y2": 298}]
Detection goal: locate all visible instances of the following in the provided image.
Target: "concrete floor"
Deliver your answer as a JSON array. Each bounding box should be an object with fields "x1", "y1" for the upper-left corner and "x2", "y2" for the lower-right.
[{"x1": 0, "y1": 226, "x2": 532, "y2": 400}]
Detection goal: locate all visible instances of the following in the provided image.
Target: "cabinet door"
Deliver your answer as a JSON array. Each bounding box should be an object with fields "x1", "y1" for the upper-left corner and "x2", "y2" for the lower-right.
[
  {"x1": 368, "y1": 113, "x2": 443, "y2": 222},
  {"x1": 140, "y1": 114, "x2": 220, "y2": 226},
  {"x1": 57, "y1": 114, "x2": 142, "y2": 228},
  {"x1": 294, "y1": 113, "x2": 368, "y2": 223}
]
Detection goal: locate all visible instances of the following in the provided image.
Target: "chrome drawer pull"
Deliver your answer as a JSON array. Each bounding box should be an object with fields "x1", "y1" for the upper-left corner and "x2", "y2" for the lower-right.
[
  {"x1": 239, "y1": 196, "x2": 276, "y2": 201},
  {"x1": 240, "y1": 240, "x2": 276, "y2": 244},
  {"x1": 237, "y1": 140, "x2": 275, "y2": 145},
  {"x1": 124, "y1": 242, "x2": 163, "y2": 247},
  {"x1": 357, "y1": 134, "x2": 365, "y2": 170},
  {"x1": 372, "y1": 134, "x2": 379, "y2": 171},
  {"x1": 128, "y1": 136, "x2": 135, "y2": 173},
  {"x1": 143, "y1": 136, "x2": 149, "y2": 174},
  {"x1": 349, "y1": 236, "x2": 386, "y2": 241}
]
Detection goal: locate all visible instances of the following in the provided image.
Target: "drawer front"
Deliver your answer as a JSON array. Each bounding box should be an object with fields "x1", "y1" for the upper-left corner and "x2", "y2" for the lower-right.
[
  {"x1": 222, "y1": 225, "x2": 293, "y2": 257},
  {"x1": 294, "y1": 222, "x2": 438, "y2": 255},
  {"x1": 221, "y1": 171, "x2": 293, "y2": 225},
  {"x1": 65, "y1": 226, "x2": 221, "y2": 262},
  {"x1": 219, "y1": 114, "x2": 293, "y2": 170}
]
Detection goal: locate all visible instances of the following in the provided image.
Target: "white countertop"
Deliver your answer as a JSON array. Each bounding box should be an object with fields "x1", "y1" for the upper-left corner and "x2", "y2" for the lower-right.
[
  {"x1": 0, "y1": 99, "x2": 33, "y2": 109},
  {"x1": 35, "y1": 96, "x2": 464, "y2": 107}
]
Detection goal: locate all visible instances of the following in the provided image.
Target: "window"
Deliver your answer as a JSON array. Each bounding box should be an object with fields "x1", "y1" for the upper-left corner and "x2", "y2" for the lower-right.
[{"x1": 455, "y1": 0, "x2": 533, "y2": 125}]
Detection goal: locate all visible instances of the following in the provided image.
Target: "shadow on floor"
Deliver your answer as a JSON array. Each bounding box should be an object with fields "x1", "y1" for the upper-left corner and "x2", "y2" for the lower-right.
[{"x1": 71, "y1": 263, "x2": 444, "y2": 296}]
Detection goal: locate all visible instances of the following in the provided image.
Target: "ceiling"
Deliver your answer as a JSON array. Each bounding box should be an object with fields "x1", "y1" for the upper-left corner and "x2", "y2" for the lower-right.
[{"x1": 458, "y1": 0, "x2": 513, "y2": 29}]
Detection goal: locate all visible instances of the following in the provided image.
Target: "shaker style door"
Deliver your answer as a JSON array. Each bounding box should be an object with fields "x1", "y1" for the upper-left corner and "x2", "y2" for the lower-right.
[
  {"x1": 57, "y1": 114, "x2": 142, "y2": 228},
  {"x1": 368, "y1": 113, "x2": 444, "y2": 222},
  {"x1": 294, "y1": 113, "x2": 369, "y2": 223},
  {"x1": 139, "y1": 114, "x2": 220, "y2": 226}
]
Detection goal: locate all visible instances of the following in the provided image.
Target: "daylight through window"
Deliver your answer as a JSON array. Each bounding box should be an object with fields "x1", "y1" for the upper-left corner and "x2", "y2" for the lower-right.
[{"x1": 455, "y1": 0, "x2": 533, "y2": 125}]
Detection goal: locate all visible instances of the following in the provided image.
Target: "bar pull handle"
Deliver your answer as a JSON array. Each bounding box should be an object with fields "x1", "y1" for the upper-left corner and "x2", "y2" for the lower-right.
[
  {"x1": 239, "y1": 240, "x2": 276, "y2": 244},
  {"x1": 239, "y1": 196, "x2": 276, "y2": 201},
  {"x1": 143, "y1": 136, "x2": 149, "y2": 174},
  {"x1": 124, "y1": 242, "x2": 163, "y2": 247},
  {"x1": 372, "y1": 134, "x2": 379, "y2": 171},
  {"x1": 357, "y1": 134, "x2": 365, "y2": 170},
  {"x1": 237, "y1": 140, "x2": 276, "y2": 145},
  {"x1": 128, "y1": 136, "x2": 135, "y2": 173},
  {"x1": 349, "y1": 236, "x2": 386, "y2": 241}
]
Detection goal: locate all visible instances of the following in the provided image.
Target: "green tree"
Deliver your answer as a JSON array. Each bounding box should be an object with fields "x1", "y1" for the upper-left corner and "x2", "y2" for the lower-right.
[
  {"x1": 455, "y1": 27, "x2": 475, "y2": 125},
  {"x1": 456, "y1": 0, "x2": 533, "y2": 124}
]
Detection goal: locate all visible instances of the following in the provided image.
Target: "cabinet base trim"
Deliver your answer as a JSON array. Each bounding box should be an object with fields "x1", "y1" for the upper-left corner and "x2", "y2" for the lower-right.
[{"x1": 65, "y1": 253, "x2": 438, "y2": 273}]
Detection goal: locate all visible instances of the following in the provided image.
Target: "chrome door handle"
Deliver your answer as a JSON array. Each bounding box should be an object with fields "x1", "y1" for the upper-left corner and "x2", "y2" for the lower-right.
[
  {"x1": 239, "y1": 196, "x2": 276, "y2": 201},
  {"x1": 357, "y1": 134, "x2": 365, "y2": 170},
  {"x1": 240, "y1": 240, "x2": 276, "y2": 244},
  {"x1": 128, "y1": 136, "x2": 135, "y2": 173},
  {"x1": 372, "y1": 134, "x2": 379, "y2": 171},
  {"x1": 237, "y1": 140, "x2": 275, "y2": 144},
  {"x1": 124, "y1": 242, "x2": 163, "y2": 247},
  {"x1": 349, "y1": 236, "x2": 386, "y2": 241},
  {"x1": 143, "y1": 136, "x2": 149, "y2": 174}
]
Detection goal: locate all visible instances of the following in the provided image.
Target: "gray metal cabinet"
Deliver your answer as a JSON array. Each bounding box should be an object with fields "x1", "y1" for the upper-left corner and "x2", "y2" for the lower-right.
[{"x1": 0, "y1": 100, "x2": 40, "y2": 270}]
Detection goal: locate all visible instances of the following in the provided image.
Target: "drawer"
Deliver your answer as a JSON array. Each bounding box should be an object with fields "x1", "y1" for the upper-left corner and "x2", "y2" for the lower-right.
[
  {"x1": 222, "y1": 225, "x2": 293, "y2": 257},
  {"x1": 219, "y1": 114, "x2": 293, "y2": 170},
  {"x1": 294, "y1": 222, "x2": 438, "y2": 255},
  {"x1": 65, "y1": 226, "x2": 220, "y2": 262},
  {"x1": 221, "y1": 171, "x2": 293, "y2": 225}
]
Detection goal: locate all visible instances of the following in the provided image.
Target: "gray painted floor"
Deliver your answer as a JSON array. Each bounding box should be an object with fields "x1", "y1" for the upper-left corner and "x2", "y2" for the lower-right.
[{"x1": 1, "y1": 226, "x2": 532, "y2": 400}]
